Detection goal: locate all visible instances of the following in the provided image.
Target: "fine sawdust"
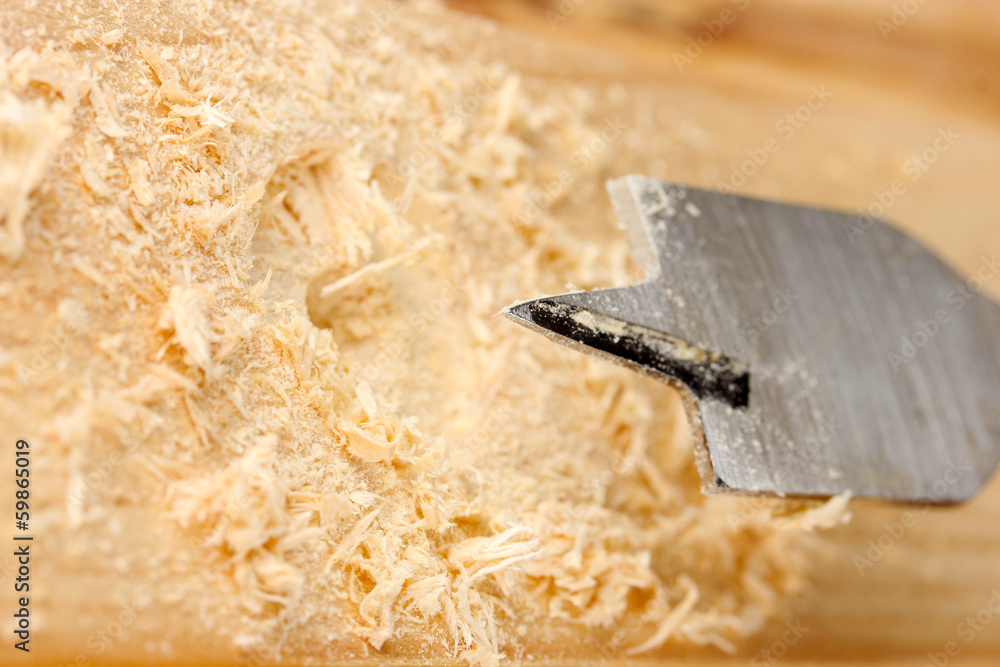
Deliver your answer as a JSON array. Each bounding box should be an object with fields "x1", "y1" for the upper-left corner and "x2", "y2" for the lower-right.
[{"x1": 0, "y1": 1, "x2": 848, "y2": 665}]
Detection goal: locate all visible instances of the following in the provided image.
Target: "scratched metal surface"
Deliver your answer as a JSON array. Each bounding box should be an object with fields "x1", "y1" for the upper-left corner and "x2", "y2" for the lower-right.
[{"x1": 505, "y1": 176, "x2": 1000, "y2": 502}]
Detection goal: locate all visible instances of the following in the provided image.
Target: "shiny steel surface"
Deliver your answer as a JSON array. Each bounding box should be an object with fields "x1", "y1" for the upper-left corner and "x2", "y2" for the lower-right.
[{"x1": 504, "y1": 176, "x2": 1000, "y2": 503}]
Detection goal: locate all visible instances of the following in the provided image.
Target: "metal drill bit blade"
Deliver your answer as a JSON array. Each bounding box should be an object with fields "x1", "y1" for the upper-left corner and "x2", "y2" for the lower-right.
[{"x1": 503, "y1": 175, "x2": 1000, "y2": 503}]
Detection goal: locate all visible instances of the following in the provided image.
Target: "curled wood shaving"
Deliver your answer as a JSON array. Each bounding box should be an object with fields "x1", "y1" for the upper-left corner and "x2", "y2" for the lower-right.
[{"x1": 0, "y1": 1, "x2": 849, "y2": 664}]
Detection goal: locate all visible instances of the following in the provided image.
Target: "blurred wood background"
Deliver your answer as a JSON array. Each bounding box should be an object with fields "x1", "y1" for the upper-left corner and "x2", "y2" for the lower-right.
[
  {"x1": 448, "y1": 0, "x2": 1000, "y2": 124},
  {"x1": 448, "y1": 1, "x2": 1000, "y2": 664}
]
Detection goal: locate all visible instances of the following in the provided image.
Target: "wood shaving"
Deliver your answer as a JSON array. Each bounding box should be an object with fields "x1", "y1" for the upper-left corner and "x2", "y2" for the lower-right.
[{"x1": 0, "y1": 1, "x2": 849, "y2": 664}]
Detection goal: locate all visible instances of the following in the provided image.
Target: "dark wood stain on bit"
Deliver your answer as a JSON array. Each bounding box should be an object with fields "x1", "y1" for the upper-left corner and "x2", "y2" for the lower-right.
[{"x1": 523, "y1": 299, "x2": 751, "y2": 409}]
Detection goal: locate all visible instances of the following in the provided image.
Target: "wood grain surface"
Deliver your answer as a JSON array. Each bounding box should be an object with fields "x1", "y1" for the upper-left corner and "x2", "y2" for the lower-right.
[{"x1": 448, "y1": 1, "x2": 1000, "y2": 664}]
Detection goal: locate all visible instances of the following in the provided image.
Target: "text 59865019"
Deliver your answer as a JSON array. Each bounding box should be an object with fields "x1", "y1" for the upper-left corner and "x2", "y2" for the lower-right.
[{"x1": 13, "y1": 439, "x2": 31, "y2": 653}]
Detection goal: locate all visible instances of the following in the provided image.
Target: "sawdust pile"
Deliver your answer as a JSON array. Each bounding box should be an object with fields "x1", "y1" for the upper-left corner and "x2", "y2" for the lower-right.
[{"x1": 0, "y1": 1, "x2": 848, "y2": 664}]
